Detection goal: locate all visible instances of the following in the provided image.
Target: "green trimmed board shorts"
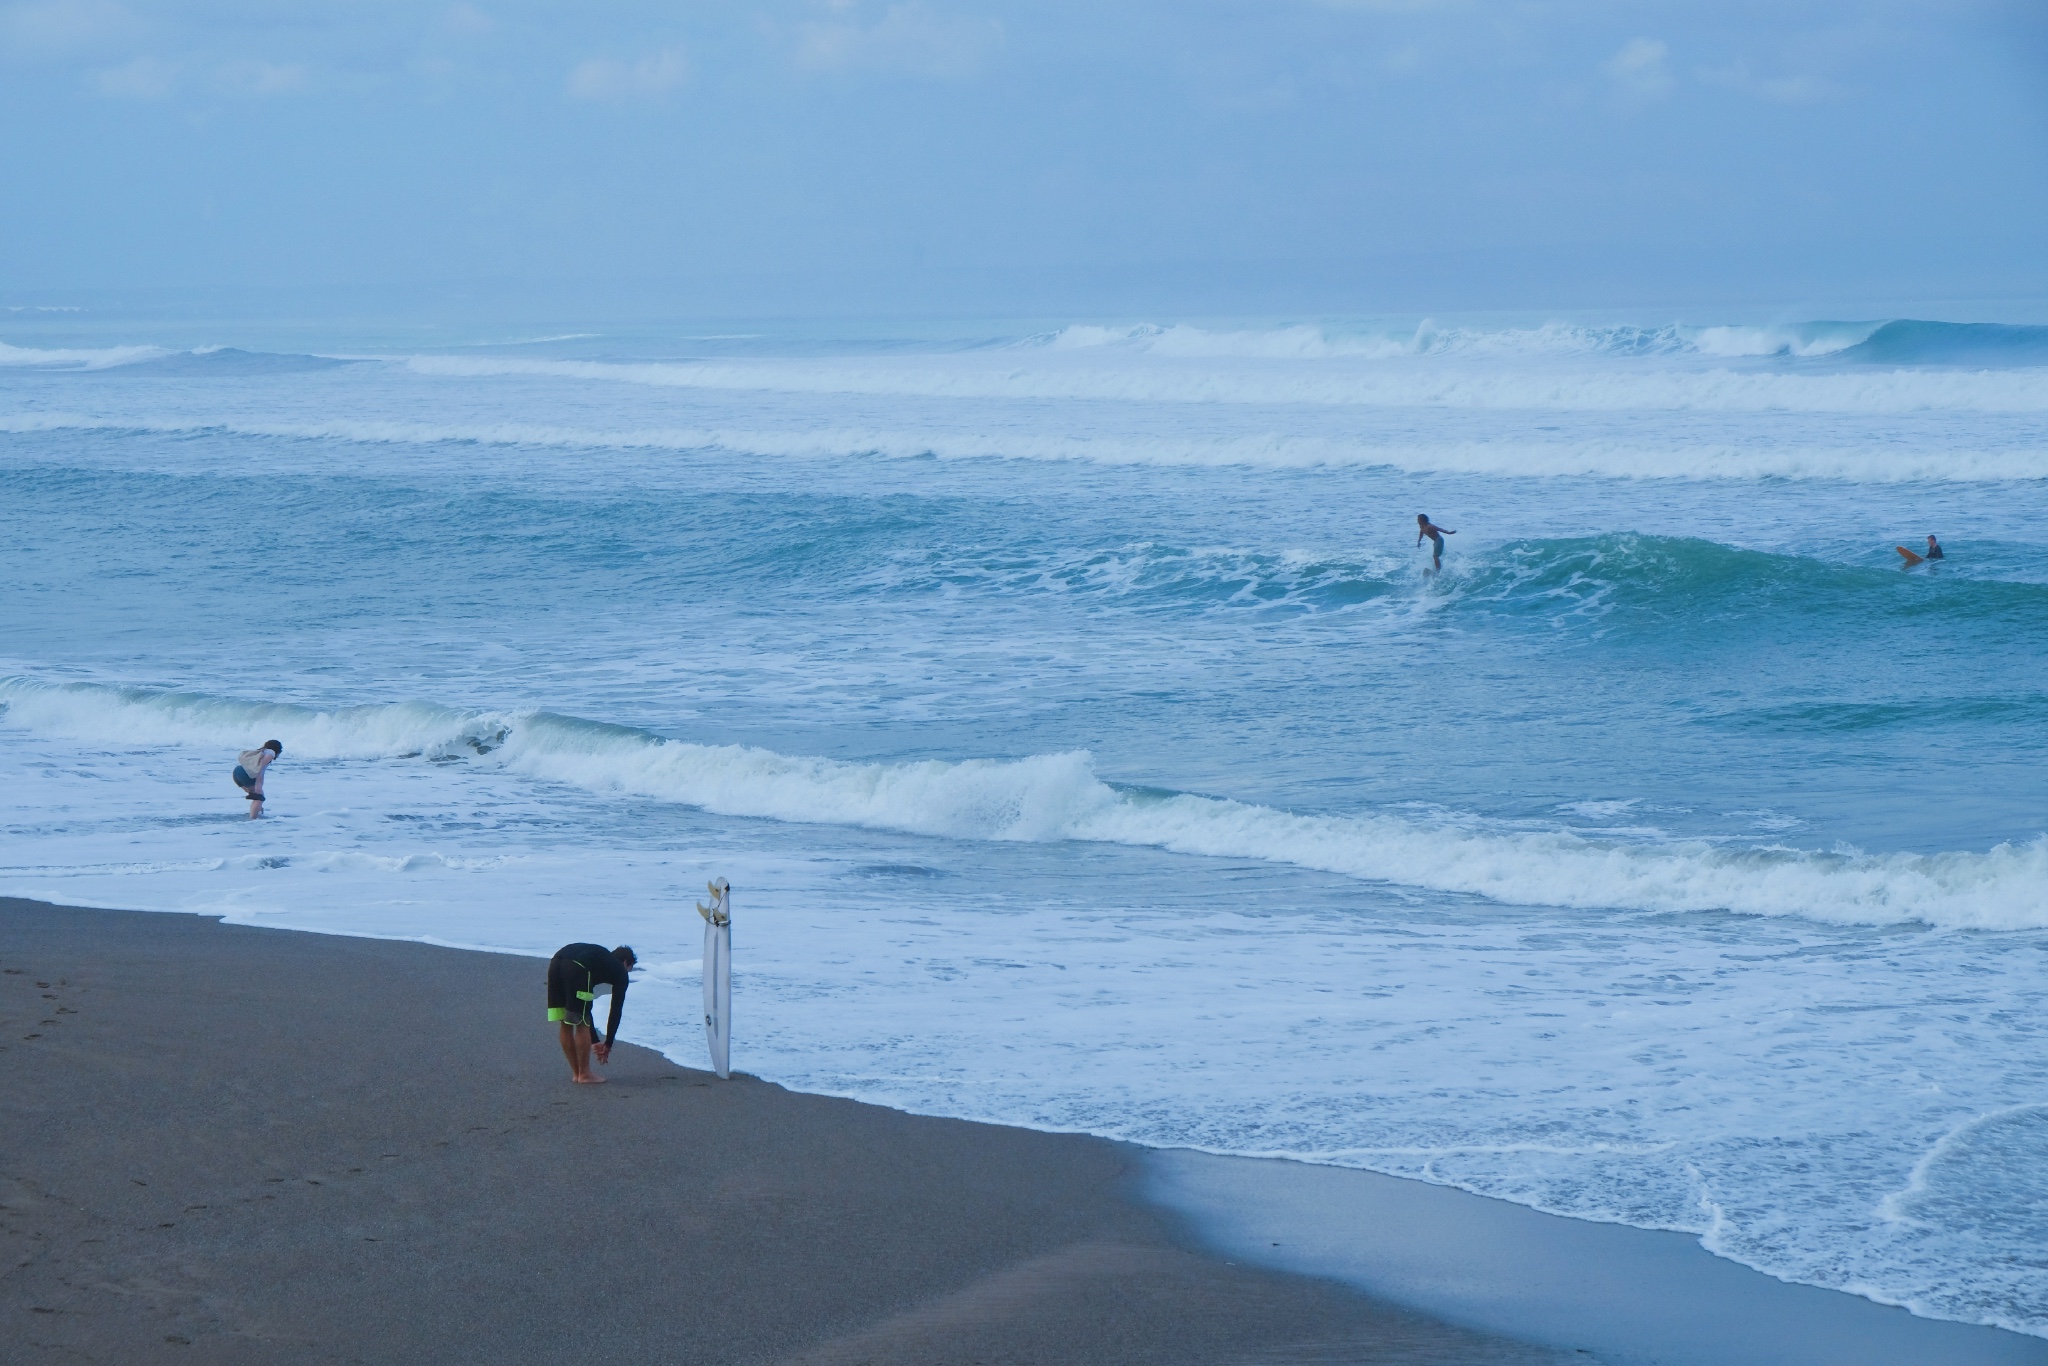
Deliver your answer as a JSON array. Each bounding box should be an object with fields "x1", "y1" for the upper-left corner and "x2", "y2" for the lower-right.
[{"x1": 546, "y1": 957, "x2": 598, "y2": 1027}]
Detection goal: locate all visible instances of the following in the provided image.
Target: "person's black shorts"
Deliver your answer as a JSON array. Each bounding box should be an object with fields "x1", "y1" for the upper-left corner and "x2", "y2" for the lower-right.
[
  {"x1": 232, "y1": 765, "x2": 261, "y2": 798},
  {"x1": 546, "y1": 955, "x2": 597, "y2": 1027}
]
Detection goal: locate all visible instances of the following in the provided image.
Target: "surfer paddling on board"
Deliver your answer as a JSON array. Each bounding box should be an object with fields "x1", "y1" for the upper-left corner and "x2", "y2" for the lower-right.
[
  {"x1": 1896, "y1": 534, "x2": 1945, "y2": 567},
  {"x1": 1417, "y1": 514, "x2": 1455, "y2": 574},
  {"x1": 231, "y1": 740, "x2": 282, "y2": 819},
  {"x1": 546, "y1": 942, "x2": 637, "y2": 1083}
]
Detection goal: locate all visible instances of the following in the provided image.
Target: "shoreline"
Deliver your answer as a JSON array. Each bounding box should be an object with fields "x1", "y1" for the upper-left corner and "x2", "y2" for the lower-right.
[
  {"x1": 1148, "y1": 1151, "x2": 2048, "y2": 1366},
  {"x1": 6, "y1": 897, "x2": 2044, "y2": 1365},
  {"x1": 1, "y1": 896, "x2": 1556, "y2": 1365}
]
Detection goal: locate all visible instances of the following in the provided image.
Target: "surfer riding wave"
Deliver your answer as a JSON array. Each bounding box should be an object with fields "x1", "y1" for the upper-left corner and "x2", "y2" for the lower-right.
[{"x1": 1417, "y1": 514, "x2": 1455, "y2": 573}]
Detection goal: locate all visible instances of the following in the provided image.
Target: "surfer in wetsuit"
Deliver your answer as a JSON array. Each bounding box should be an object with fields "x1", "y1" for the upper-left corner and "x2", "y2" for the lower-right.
[
  {"x1": 1924, "y1": 534, "x2": 1944, "y2": 561},
  {"x1": 547, "y1": 942, "x2": 637, "y2": 1083},
  {"x1": 232, "y1": 740, "x2": 282, "y2": 819},
  {"x1": 1417, "y1": 514, "x2": 1455, "y2": 573}
]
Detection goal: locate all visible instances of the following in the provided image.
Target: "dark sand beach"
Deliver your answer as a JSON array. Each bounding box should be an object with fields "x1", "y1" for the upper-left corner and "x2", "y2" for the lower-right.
[
  {"x1": 1, "y1": 897, "x2": 1556, "y2": 1365},
  {"x1": 9, "y1": 896, "x2": 2048, "y2": 1366}
]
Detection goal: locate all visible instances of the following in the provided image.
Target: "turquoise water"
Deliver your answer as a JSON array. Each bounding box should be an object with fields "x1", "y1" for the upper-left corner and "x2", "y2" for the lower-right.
[{"x1": 2, "y1": 313, "x2": 2046, "y2": 1333}]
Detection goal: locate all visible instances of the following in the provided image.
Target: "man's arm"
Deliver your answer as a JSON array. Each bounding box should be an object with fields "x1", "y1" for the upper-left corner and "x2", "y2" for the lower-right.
[{"x1": 604, "y1": 980, "x2": 626, "y2": 1050}]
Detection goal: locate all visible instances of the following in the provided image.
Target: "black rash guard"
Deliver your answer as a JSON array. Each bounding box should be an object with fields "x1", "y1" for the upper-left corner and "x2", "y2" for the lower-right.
[{"x1": 549, "y1": 943, "x2": 630, "y2": 1047}]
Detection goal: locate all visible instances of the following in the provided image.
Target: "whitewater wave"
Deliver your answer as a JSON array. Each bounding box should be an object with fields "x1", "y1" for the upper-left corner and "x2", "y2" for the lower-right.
[
  {"x1": 0, "y1": 340, "x2": 169, "y2": 370},
  {"x1": 4, "y1": 677, "x2": 2042, "y2": 931},
  {"x1": 4, "y1": 344, "x2": 346, "y2": 375},
  {"x1": 7, "y1": 316, "x2": 2040, "y2": 384},
  {"x1": 125, "y1": 347, "x2": 353, "y2": 376},
  {"x1": 1036, "y1": 322, "x2": 1422, "y2": 359},
  {"x1": 850, "y1": 533, "x2": 2048, "y2": 623},
  {"x1": 8, "y1": 409, "x2": 2042, "y2": 483},
  {"x1": 862, "y1": 539, "x2": 1406, "y2": 614},
  {"x1": 1454, "y1": 534, "x2": 2048, "y2": 622},
  {"x1": 1032, "y1": 318, "x2": 1892, "y2": 361},
  {"x1": 0, "y1": 681, "x2": 505, "y2": 760},
  {"x1": 1028, "y1": 317, "x2": 2048, "y2": 365}
]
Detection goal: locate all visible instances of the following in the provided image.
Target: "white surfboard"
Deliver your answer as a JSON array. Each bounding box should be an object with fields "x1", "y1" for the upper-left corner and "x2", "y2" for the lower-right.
[{"x1": 697, "y1": 878, "x2": 731, "y2": 1079}]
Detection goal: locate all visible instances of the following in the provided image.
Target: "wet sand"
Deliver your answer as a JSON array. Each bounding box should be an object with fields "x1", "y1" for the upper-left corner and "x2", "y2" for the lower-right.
[
  {"x1": 0, "y1": 897, "x2": 1556, "y2": 1365},
  {"x1": 1152, "y1": 1152, "x2": 2048, "y2": 1366}
]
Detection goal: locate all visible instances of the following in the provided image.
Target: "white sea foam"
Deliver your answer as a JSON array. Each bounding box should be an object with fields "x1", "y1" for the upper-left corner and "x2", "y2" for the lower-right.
[
  {"x1": 0, "y1": 678, "x2": 498, "y2": 760},
  {"x1": 1030, "y1": 319, "x2": 1887, "y2": 361},
  {"x1": 0, "y1": 340, "x2": 169, "y2": 370},
  {"x1": 1875, "y1": 1102, "x2": 2048, "y2": 1229},
  {"x1": 1036, "y1": 322, "x2": 1417, "y2": 359},
  {"x1": 6, "y1": 678, "x2": 2043, "y2": 931},
  {"x1": 1692, "y1": 323, "x2": 1876, "y2": 358}
]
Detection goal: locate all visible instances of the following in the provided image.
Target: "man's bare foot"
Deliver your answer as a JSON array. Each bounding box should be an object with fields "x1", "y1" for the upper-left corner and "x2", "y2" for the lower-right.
[{"x1": 573, "y1": 1073, "x2": 608, "y2": 1084}]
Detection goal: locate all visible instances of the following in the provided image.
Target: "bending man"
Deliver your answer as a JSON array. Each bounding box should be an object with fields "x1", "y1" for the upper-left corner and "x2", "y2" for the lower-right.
[
  {"x1": 233, "y1": 740, "x2": 283, "y2": 819},
  {"x1": 546, "y1": 942, "x2": 637, "y2": 1083}
]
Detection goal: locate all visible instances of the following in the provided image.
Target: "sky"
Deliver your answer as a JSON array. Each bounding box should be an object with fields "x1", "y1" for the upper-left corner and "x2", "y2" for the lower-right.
[{"x1": 2, "y1": 0, "x2": 2045, "y2": 316}]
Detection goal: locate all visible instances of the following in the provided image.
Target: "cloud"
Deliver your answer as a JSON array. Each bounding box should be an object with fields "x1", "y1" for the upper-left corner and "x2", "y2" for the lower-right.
[
  {"x1": 219, "y1": 59, "x2": 308, "y2": 96},
  {"x1": 1304, "y1": 0, "x2": 1465, "y2": 10},
  {"x1": 1699, "y1": 61, "x2": 1832, "y2": 105},
  {"x1": 0, "y1": 0, "x2": 136, "y2": 61},
  {"x1": 89, "y1": 51, "x2": 168, "y2": 96},
  {"x1": 1748, "y1": 73, "x2": 1827, "y2": 104},
  {"x1": 794, "y1": 2, "x2": 1000, "y2": 80},
  {"x1": 1604, "y1": 36, "x2": 1673, "y2": 100},
  {"x1": 566, "y1": 47, "x2": 687, "y2": 102},
  {"x1": 443, "y1": 3, "x2": 492, "y2": 38}
]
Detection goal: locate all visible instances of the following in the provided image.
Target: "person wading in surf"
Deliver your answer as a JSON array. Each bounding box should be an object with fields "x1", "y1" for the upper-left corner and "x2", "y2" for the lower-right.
[
  {"x1": 1924, "y1": 534, "x2": 1944, "y2": 561},
  {"x1": 232, "y1": 740, "x2": 282, "y2": 818},
  {"x1": 1417, "y1": 514, "x2": 1456, "y2": 574},
  {"x1": 546, "y1": 942, "x2": 637, "y2": 1083}
]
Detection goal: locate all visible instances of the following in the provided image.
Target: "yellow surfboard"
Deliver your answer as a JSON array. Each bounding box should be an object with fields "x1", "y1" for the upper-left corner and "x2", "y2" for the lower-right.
[{"x1": 1896, "y1": 546, "x2": 1924, "y2": 566}]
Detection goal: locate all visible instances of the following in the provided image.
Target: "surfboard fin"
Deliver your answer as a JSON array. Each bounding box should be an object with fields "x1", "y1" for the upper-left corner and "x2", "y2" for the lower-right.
[{"x1": 696, "y1": 877, "x2": 731, "y2": 927}]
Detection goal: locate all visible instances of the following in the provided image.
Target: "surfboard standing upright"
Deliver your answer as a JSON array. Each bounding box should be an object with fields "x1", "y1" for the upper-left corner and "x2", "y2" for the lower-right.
[{"x1": 697, "y1": 878, "x2": 732, "y2": 1079}]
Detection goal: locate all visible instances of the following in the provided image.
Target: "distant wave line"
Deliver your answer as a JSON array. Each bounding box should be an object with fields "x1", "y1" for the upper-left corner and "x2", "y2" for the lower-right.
[
  {"x1": 394, "y1": 352, "x2": 2048, "y2": 414},
  {"x1": 4, "y1": 411, "x2": 2043, "y2": 482}
]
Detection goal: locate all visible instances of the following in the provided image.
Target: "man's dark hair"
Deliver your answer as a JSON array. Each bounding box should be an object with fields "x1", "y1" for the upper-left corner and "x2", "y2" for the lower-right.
[
  {"x1": 614, "y1": 945, "x2": 638, "y2": 969},
  {"x1": 262, "y1": 740, "x2": 283, "y2": 755}
]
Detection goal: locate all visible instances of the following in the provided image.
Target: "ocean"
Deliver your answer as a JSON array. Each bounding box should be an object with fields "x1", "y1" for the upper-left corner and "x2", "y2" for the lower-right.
[{"x1": 3, "y1": 310, "x2": 2046, "y2": 1335}]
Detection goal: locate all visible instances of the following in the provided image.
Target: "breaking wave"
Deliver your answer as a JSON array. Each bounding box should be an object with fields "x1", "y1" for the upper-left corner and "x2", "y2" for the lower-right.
[
  {"x1": 4, "y1": 676, "x2": 2042, "y2": 931},
  {"x1": 1027, "y1": 318, "x2": 2048, "y2": 366},
  {"x1": 1032, "y1": 318, "x2": 1885, "y2": 360},
  {"x1": 1448, "y1": 534, "x2": 2048, "y2": 625},
  {"x1": 7, "y1": 316, "x2": 2041, "y2": 382},
  {"x1": 1842, "y1": 320, "x2": 2048, "y2": 366},
  {"x1": 825, "y1": 533, "x2": 2048, "y2": 624},
  {"x1": 0, "y1": 340, "x2": 169, "y2": 370}
]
